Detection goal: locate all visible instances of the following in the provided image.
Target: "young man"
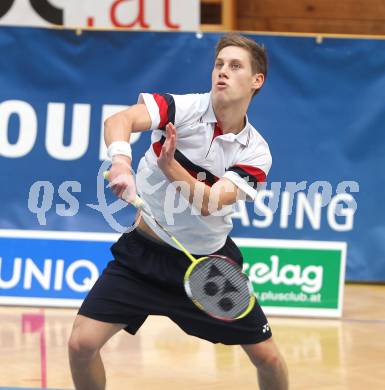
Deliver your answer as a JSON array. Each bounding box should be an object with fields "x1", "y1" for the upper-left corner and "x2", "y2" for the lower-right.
[{"x1": 68, "y1": 33, "x2": 289, "y2": 390}]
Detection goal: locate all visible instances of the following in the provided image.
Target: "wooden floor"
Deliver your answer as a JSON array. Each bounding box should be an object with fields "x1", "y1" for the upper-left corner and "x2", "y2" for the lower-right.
[{"x1": 0, "y1": 284, "x2": 384, "y2": 390}]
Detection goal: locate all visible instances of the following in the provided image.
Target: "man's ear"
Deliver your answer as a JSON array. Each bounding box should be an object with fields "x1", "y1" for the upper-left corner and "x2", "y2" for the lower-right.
[{"x1": 252, "y1": 73, "x2": 265, "y2": 92}]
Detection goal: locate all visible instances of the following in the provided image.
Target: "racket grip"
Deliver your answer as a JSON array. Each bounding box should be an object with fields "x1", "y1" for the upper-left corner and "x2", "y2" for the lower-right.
[
  {"x1": 103, "y1": 170, "x2": 144, "y2": 209},
  {"x1": 131, "y1": 195, "x2": 145, "y2": 209}
]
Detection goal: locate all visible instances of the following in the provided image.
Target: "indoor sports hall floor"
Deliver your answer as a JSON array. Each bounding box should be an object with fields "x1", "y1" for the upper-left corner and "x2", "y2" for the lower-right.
[{"x1": 0, "y1": 284, "x2": 384, "y2": 390}]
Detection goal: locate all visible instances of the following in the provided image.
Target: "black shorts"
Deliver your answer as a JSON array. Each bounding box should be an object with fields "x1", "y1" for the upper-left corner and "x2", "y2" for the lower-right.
[{"x1": 79, "y1": 229, "x2": 272, "y2": 345}]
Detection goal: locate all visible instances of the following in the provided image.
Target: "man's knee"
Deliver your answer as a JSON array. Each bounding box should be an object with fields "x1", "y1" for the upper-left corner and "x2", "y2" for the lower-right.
[
  {"x1": 68, "y1": 329, "x2": 100, "y2": 361},
  {"x1": 68, "y1": 315, "x2": 125, "y2": 362},
  {"x1": 242, "y1": 338, "x2": 284, "y2": 369},
  {"x1": 256, "y1": 349, "x2": 283, "y2": 370}
]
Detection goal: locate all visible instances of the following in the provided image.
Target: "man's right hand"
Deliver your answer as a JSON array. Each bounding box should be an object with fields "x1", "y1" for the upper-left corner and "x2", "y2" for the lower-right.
[{"x1": 107, "y1": 155, "x2": 137, "y2": 203}]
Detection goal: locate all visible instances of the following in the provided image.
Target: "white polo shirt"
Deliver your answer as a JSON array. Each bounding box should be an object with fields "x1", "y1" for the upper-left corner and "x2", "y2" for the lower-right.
[{"x1": 135, "y1": 92, "x2": 272, "y2": 255}]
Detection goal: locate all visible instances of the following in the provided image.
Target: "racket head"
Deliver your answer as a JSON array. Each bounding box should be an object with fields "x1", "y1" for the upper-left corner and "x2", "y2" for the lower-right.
[{"x1": 184, "y1": 255, "x2": 255, "y2": 321}]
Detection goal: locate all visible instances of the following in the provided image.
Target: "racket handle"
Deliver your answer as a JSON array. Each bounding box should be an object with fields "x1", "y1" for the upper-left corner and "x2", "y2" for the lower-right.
[
  {"x1": 103, "y1": 170, "x2": 144, "y2": 209},
  {"x1": 130, "y1": 195, "x2": 145, "y2": 209}
]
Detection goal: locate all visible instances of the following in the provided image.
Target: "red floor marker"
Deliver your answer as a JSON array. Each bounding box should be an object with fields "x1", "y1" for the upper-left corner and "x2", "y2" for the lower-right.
[{"x1": 22, "y1": 311, "x2": 47, "y2": 389}]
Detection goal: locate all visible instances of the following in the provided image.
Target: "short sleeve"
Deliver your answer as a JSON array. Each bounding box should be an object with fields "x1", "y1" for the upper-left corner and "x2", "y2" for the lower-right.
[
  {"x1": 138, "y1": 92, "x2": 207, "y2": 131},
  {"x1": 223, "y1": 141, "x2": 272, "y2": 201}
]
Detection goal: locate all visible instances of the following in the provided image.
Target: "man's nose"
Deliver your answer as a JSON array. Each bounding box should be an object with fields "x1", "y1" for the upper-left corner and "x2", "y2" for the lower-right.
[{"x1": 219, "y1": 66, "x2": 228, "y2": 78}]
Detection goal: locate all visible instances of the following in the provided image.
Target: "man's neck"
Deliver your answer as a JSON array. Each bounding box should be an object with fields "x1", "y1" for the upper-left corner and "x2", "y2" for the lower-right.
[{"x1": 212, "y1": 99, "x2": 249, "y2": 134}]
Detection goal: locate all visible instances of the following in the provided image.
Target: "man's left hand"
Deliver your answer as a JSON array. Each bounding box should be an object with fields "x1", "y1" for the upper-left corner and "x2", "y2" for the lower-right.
[{"x1": 157, "y1": 122, "x2": 177, "y2": 173}]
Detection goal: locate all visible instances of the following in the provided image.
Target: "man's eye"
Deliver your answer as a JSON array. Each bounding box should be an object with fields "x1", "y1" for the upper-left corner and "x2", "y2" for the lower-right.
[
  {"x1": 232, "y1": 63, "x2": 241, "y2": 70},
  {"x1": 215, "y1": 62, "x2": 223, "y2": 68}
]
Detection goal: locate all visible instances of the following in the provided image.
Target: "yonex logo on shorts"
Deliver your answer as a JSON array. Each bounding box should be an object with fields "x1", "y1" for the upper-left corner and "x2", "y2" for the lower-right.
[{"x1": 262, "y1": 323, "x2": 270, "y2": 333}]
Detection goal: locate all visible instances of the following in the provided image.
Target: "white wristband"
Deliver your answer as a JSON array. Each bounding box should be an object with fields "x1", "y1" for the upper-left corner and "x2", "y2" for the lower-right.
[{"x1": 107, "y1": 141, "x2": 132, "y2": 160}]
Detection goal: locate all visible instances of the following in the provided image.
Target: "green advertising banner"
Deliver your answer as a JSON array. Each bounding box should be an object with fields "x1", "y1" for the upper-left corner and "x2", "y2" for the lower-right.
[{"x1": 234, "y1": 238, "x2": 347, "y2": 318}]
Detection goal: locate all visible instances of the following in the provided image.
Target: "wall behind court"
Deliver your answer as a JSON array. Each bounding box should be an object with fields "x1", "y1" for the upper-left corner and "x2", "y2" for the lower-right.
[
  {"x1": 0, "y1": 28, "x2": 384, "y2": 282},
  {"x1": 237, "y1": 0, "x2": 385, "y2": 35}
]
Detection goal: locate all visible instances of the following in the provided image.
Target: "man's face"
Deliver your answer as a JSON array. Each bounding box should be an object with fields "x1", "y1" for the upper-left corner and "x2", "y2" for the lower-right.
[{"x1": 211, "y1": 46, "x2": 263, "y2": 105}]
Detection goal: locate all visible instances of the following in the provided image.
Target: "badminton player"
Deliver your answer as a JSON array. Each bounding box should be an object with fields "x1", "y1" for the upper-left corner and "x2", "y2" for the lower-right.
[{"x1": 69, "y1": 33, "x2": 289, "y2": 390}]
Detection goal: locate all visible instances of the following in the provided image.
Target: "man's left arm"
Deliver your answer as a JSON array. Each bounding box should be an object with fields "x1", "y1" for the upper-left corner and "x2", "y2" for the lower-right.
[{"x1": 157, "y1": 123, "x2": 241, "y2": 216}]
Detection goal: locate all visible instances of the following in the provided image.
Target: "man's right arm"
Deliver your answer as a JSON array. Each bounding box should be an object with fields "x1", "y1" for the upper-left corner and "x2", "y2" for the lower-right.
[
  {"x1": 104, "y1": 103, "x2": 152, "y2": 145},
  {"x1": 104, "y1": 103, "x2": 152, "y2": 200}
]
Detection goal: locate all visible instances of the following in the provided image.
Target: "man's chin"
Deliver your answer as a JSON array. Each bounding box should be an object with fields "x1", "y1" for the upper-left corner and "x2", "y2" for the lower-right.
[{"x1": 212, "y1": 91, "x2": 231, "y2": 105}]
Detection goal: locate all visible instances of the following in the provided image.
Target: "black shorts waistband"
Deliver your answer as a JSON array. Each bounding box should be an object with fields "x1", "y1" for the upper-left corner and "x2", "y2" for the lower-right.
[
  {"x1": 132, "y1": 228, "x2": 208, "y2": 258},
  {"x1": 132, "y1": 228, "x2": 186, "y2": 255},
  {"x1": 128, "y1": 228, "x2": 242, "y2": 266},
  {"x1": 135, "y1": 227, "x2": 171, "y2": 248}
]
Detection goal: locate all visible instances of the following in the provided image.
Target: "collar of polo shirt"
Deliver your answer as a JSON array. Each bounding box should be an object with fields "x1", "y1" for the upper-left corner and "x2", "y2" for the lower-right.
[{"x1": 202, "y1": 93, "x2": 251, "y2": 146}]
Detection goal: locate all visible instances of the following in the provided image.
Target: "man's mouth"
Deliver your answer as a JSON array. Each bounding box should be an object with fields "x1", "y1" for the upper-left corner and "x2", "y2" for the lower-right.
[{"x1": 216, "y1": 81, "x2": 227, "y2": 88}]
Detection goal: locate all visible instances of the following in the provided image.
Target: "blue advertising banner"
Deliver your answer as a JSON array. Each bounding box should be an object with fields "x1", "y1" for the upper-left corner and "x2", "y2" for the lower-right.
[
  {"x1": 0, "y1": 26, "x2": 384, "y2": 289},
  {"x1": 0, "y1": 230, "x2": 118, "y2": 306}
]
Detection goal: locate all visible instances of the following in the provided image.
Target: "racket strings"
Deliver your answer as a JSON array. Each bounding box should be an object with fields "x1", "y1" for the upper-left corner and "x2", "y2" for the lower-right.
[{"x1": 186, "y1": 256, "x2": 253, "y2": 319}]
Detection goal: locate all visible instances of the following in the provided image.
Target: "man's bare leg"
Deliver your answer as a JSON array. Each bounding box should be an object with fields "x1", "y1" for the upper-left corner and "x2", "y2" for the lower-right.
[
  {"x1": 242, "y1": 338, "x2": 289, "y2": 390},
  {"x1": 68, "y1": 315, "x2": 126, "y2": 390}
]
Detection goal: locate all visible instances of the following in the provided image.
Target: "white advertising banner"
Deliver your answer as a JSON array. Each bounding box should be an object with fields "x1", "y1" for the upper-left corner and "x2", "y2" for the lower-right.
[{"x1": 0, "y1": 0, "x2": 200, "y2": 31}]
